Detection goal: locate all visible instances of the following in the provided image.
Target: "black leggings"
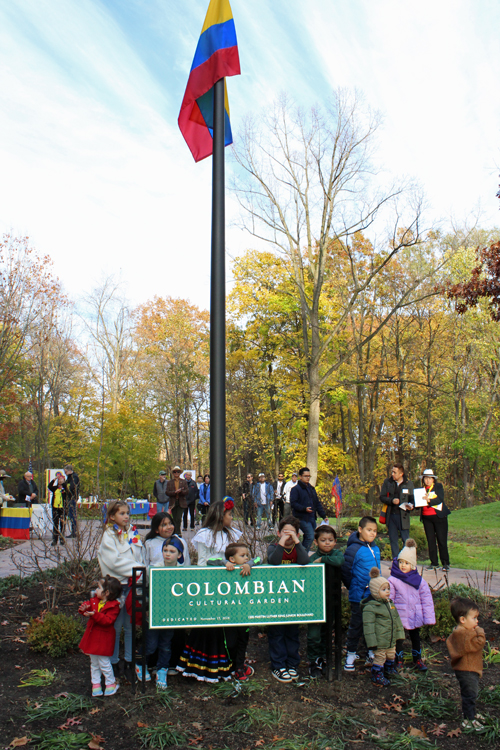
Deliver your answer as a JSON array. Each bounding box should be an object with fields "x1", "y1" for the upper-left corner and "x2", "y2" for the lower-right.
[{"x1": 396, "y1": 627, "x2": 421, "y2": 655}]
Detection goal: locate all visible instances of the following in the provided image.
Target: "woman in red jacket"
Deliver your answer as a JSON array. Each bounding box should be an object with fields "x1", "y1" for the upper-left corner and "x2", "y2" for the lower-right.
[{"x1": 79, "y1": 575, "x2": 122, "y2": 696}]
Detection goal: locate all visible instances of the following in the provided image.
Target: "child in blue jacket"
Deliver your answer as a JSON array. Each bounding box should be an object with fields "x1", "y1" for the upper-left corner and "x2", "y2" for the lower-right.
[{"x1": 341, "y1": 516, "x2": 381, "y2": 671}]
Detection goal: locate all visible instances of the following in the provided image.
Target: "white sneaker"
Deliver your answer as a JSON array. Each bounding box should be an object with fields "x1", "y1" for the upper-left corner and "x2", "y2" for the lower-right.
[
  {"x1": 344, "y1": 651, "x2": 358, "y2": 672},
  {"x1": 462, "y1": 719, "x2": 484, "y2": 731}
]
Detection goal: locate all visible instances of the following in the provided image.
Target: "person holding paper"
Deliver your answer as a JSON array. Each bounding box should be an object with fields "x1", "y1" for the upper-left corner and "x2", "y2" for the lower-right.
[
  {"x1": 379, "y1": 464, "x2": 414, "y2": 558},
  {"x1": 419, "y1": 469, "x2": 451, "y2": 572}
]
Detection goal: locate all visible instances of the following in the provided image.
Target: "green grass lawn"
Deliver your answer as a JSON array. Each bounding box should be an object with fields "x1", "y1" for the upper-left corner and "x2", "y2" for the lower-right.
[{"x1": 437, "y1": 501, "x2": 500, "y2": 570}]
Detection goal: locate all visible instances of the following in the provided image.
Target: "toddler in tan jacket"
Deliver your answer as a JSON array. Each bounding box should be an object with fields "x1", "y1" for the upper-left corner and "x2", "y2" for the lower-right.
[{"x1": 446, "y1": 597, "x2": 486, "y2": 731}]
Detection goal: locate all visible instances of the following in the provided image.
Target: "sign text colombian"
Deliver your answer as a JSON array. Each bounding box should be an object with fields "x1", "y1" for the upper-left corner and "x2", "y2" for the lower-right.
[{"x1": 149, "y1": 564, "x2": 325, "y2": 629}]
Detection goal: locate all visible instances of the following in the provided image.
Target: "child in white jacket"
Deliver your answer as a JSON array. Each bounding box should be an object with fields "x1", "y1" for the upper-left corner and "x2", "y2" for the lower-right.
[
  {"x1": 98, "y1": 501, "x2": 144, "y2": 681},
  {"x1": 388, "y1": 538, "x2": 435, "y2": 671}
]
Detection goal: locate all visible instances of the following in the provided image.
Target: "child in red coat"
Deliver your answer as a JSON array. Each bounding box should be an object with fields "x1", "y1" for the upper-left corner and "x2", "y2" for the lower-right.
[{"x1": 79, "y1": 575, "x2": 122, "y2": 696}]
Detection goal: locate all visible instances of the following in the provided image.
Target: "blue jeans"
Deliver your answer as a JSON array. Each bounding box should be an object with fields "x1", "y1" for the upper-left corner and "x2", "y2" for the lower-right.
[
  {"x1": 145, "y1": 627, "x2": 174, "y2": 670},
  {"x1": 455, "y1": 670, "x2": 479, "y2": 719},
  {"x1": 388, "y1": 513, "x2": 409, "y2": 558},
  {"x1": 156, "y1": 501, "x2": 169, "y2": 514},
  {"x1": 299, "y1": 518, "x2": 315, "y2": 552},
  {"x1": 267, "y1": 624, "x2": 300, "y2": 670},
  {"x1": 256, "y1": 503, "x2": 270, "y2": 529},
  {"x1": 112, "y1": 595, "x2": 133, "y2": 664}
]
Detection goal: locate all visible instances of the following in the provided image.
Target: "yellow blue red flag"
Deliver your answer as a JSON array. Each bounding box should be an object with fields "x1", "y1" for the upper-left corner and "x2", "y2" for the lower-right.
[{"x1": 178, "y1": 0, "x2": 240, "y2": 162}]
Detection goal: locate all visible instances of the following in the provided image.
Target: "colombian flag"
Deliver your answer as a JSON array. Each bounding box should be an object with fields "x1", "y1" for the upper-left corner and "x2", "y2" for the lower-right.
[{"x1": 178, "y1": 0, "x2": 240, "y2": 162}]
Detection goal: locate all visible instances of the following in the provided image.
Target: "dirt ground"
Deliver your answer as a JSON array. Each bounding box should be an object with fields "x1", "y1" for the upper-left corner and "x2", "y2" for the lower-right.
[{"x1": 1, "y1": 582, "x2": 499, "y2": 750}]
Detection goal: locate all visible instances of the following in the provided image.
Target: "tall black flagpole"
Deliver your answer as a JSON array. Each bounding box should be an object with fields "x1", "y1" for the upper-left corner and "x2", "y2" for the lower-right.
[{"x1": 210, "y1": 77, "x2": 226, "y2": 502}]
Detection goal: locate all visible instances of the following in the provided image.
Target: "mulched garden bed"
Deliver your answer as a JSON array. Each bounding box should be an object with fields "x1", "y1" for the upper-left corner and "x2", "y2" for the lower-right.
[{"x1": 0, "y1": 581, "x2": 499, "y2": 750}]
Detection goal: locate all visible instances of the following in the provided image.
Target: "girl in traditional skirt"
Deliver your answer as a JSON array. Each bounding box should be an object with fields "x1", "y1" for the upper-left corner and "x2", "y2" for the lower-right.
[{"x1": 177, "y1": 498, "x2": 242, "y2": 682}]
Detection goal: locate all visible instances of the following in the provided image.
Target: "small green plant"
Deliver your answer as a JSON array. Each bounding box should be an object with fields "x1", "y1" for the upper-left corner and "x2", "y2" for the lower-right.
[
  {"x1": 268, "y1": 734, "x2": 345, "y2": 750},
  {"x1": 135, "y1": 690, "x2": 181, "y2": 712},
  {"x1": 154, "y1": 689, "x2": 181, "y2": 710},
  {"x1": 403, "y1": 687, "x2": 456, "y2": 720},
  {"x1": 26, "y1": 693, "x2": 93, "y2": 722},
  {"x1": 479, "y1": 684, "x2": 500, "y2": 705},
  {"x1": 19, "y1": 668, "x2": 57, "y2": 687},
  {"x1": 371, "y1": 732, "x2": 438, "y2": 750},
  {"x1": 224, "y1": 707, "x2": 283, "y2": 733},
  {"x1": 136, "y1": 723, "x2": 187, "y2": 749},
  {"x1": 421, "y1": 597, "x2": 455, "y2": 639},
  {"x1": 483, "y1": 641, "x2": 500, "y2": 669},
  {"x1": 434, "y1": 582, "x2": 488, "y2": 603},
  {"x1": 493, "y1": 598, "x2": 500, "y2": 620},
  {"x1": 209, "y1": 676, "x2": 267, "y2": 698},
  {"x1": 308, "y1": 708, "x2": 369, "y2": 734},
  {"x1": 32, "y1": 731, "x2": 92, "y2": 750},
  {"x1": 27, "y1": 612, "x2": 83, "y2": 658}
]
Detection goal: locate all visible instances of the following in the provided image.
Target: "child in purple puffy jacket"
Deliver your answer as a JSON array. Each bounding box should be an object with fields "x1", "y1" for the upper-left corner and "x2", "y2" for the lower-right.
[{"x1": 388, "y1": 538, "x2": 435, "y2": 671}]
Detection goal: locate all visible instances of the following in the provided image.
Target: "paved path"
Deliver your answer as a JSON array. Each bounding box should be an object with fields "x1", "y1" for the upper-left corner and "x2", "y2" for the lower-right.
[{"x1": 1, "y1": 525, "x2": 499, "y2": 597}]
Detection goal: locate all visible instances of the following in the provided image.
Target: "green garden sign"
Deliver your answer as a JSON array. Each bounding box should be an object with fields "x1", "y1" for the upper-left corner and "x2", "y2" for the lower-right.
[{"x1": 149, "y1": 564, "x2": 325, "y2": 629}]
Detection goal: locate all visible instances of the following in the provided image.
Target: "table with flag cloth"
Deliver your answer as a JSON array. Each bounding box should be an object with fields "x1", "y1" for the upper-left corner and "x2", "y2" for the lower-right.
[
  {"x1": 101, "y1": 500, "x2": 150, "y2": 523},
  {"x1": 0, "y1": 507, "x2": 31, "y2": 540}
]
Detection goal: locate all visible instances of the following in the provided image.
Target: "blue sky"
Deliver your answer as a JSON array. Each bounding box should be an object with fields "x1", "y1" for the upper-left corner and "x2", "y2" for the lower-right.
[{"x1": 0, "y1": 0, "x2": 499, "y2": 309}]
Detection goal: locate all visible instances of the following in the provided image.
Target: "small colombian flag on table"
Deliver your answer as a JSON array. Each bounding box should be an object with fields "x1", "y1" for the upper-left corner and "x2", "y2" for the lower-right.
[
  {"x1": 0, "y1": 507, "x2": 31, "y2": 540},
  {"x1": 178, "y1": 0, "x2": 240, "y2": 162}
]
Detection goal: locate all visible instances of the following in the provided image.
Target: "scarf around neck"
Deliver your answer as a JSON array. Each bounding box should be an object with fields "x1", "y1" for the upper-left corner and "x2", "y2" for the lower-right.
[{"x1": 390, "y1": 558, "x2": 422, "y2": 589}]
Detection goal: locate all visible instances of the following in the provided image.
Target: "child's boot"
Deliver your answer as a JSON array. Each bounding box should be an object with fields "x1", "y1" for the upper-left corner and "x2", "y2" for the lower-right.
[
  {"x1": 344, "y1": 651, "x2": 358, "y2": 672},
  {"x1": 92, "y1": 683, "x2": 103, "y2": 697},
  {"x1": 156, "y1": 667, "x2": 168, "y2": 690},
  {"x1": 104, "y1": 682, "x2": 119, "y2": 696},
  {"x1": 395, "y1": 651, "x2": 404, "y2": 669},
  {"x1": 384, "y1": 659, "x2": 398, "y2": 675},
  {"x1": 371, "y1": 664, "x2": 390, "y2": 687},
  {"x1": 411, "y1": 649, "x2": 428, "y2": 672}
]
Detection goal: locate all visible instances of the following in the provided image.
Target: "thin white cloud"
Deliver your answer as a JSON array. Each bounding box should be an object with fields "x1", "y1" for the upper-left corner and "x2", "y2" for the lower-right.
[{"x1": 0, "y1": 0, "x2": 498, "y2": 314}]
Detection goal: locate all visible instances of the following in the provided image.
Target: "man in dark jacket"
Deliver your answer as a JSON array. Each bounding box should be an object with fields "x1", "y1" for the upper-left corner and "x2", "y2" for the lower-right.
[
  {"x1": 183, "y1": 471, "x2": 199, "y2": 530},
  {"x1": 64, "y1": 464, "x2": 80, "y2": 538},
  {"x1": 18, "y1": 471, "x2": 38, "y2": 506},
  {"x1": 166, "y1": 466, "x2": 188, "y2": 536},
  {"x1": 290, "y1": 466, "x2": 326, "y2": 552},
  {"x1": 239, "y1": 473, "x2": 254, "y2": 525},
  {"x1": 380, "y1": 463, "x2": 414, "y2": 558}
]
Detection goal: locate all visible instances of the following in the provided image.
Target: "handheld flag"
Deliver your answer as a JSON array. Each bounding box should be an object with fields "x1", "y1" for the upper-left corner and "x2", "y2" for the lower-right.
[
  {"x1": 331, "y1": 476, "x2": 342, "y2": 519},
  {"x1": 178, "y1": 0, "x2": 240, "y2": 162}
]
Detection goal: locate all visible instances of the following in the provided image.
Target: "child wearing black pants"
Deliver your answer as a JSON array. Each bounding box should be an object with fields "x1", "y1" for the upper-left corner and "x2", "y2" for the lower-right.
[
  {"x1": 266, "y1": 516, "x2": 309, "y2": 683},
  {"x1": 446, "y1": 597, "x2": 486, "y2": 731}
]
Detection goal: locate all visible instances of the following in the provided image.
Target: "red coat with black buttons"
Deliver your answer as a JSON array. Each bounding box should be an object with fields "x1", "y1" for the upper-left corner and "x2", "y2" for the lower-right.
[{"x1": 79, "y1": 597, "x2": 120, "y2": 656}]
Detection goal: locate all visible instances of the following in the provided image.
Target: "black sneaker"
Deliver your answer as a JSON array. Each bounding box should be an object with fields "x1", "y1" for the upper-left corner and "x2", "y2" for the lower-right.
[
  {"x1": 442, "y1": 565, "x2": 450, "y2": 572},
  {"x1": 287, "y1": 667, "x2": 299, "y2": 680},
  {"x1": 272, "y1": 668, "x2": 292, "y2": 683},
  {"x1": 309, "y1": 663, "x2": 322, "y2": 679}
]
